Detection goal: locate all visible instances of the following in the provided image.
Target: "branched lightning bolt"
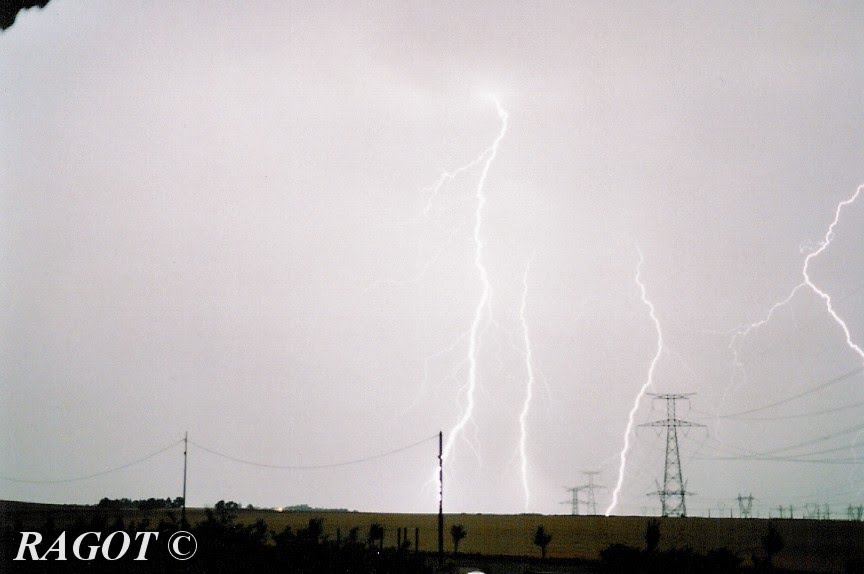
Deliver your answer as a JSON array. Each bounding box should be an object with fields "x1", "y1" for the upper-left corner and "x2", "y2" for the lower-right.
[
  {"x1": 363, "y1": 118, "x2": 504, "y2": 296},
  {"x1": 518, "y1": 260, "x2": 536, "y2": 510},
  {"x1": 606, "y1": 248, "x2": 663, "y2": 516},
  {"x1": 726, "y1": 285, "x2": 806, "y2": 387},
  {"x1": 801, "y1": 186, "x2": 864, "y2": 362},
  {"x1": 724, "y1": 185, "x2": 864, "y2": 498},
  {"x1": 442, "y1": 99, "x2": 509, "y2": 462},
  {"x1": 729, "y1": 185, "x2": 864, "y2": 383}
]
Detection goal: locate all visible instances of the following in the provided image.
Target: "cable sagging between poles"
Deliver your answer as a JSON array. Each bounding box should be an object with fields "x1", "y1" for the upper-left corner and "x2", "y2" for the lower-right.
[
  {"x1": 0, "y1": 439, "x2": 184, "y2": 484},
  {"x1": 189, "y1": 434, "x2": 439, "y2": 470}
]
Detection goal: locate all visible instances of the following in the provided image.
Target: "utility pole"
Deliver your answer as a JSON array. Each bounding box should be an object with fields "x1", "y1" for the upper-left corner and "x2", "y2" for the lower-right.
[
  {"x1": 737, "y1": 494, "x2": 754, "y2": 518},
  {"x1": 182, "y1": 431, "x2": 188, "y2": 528},
  {"x1": 438, "y1": 431, "x2": 443, "y2": 562},
  {"x1": 580, "y1": 471, "x2": 605, "y2": 515},
  {"x1": 642, "y1": 393, "x2": 703, "y2": 517}
]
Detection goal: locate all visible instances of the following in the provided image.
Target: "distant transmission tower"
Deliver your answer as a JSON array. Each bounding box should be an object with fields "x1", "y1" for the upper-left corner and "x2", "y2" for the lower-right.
[
  {"x1": 641, "y1": 393, "x2": 704, "y2": 517},
  {"x1": 737, "y1": 494, "x2": 754, "y2": 518},
  {"x1": 580, "y1": 471, "x2": 605, "y2": 515},
  {"x1": 561, "y1": 486, "x2": 584, "y2": 515}
]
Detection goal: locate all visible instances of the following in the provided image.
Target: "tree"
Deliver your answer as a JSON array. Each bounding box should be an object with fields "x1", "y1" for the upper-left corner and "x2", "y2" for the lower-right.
[
  {"x1": 645, "y1": 518, "x2": 660, "y2": 553},
  {"x1": 450, "y1": 524, "x2": 467, "y2": 554},
  {"x1": 533, "y1": 525, "x2": 552, "y2": 559},
  {"x1": 761, "y1": 522, "x2": 784, "y2": 569},
  {"x1": 213, "y1": 500, "x2": 239, "y2": 524},
  {"x1": 300, "y1": 518, "x2": 324, "y2": 544},
  {"x1": 368, "y1": 523, "x2": 384, "y2": 550}
]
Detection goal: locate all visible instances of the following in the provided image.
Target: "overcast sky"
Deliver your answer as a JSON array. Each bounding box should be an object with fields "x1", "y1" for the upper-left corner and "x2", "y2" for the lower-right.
[{"x1": 2, "y1": 1, "x2": 863, "y2": 517}]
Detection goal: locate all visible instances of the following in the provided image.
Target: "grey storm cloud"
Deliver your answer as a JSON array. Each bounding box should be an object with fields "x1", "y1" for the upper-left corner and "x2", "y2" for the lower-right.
[{"x1": 1, "y1": 1, "x2": 863, "y2": 516}]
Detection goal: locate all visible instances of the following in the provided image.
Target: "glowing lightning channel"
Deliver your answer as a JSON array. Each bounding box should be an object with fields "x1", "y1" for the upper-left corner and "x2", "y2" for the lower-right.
[
  {"x1": 729, "y1": 185, "x2": 864, "y2": 380},
  {"x1": 605, "y1": 248, "x2": 664, "y2": 516},
  {"x1": 518, "y1": 260, "x2": 536, "y2": 510},
  {"x1": 724, "y1": 186, "x2": 864, "y2": 494},
  {"x1": 725, "y1": 284, "x2": 806, "y2": 393},
  {"x1": 442, "y1": 100, "x2": 509, "y2": 463},
  {"x1": 801, "y1": 185, "x2": 864, "y2": 362}
]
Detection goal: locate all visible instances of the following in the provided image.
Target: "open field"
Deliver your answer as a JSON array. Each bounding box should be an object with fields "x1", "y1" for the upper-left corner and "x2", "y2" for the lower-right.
[{"x1": 2, "y1": 501, "x2": 862, "y2": 572}]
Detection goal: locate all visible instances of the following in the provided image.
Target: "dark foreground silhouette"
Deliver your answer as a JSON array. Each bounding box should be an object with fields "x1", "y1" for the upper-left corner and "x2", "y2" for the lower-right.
[
  {"x1": 3, "y1": 502, "x2": 862, "y2": 573},
  {"x1": 1, "y1": 506, "x2": 433, "y2": 573}
]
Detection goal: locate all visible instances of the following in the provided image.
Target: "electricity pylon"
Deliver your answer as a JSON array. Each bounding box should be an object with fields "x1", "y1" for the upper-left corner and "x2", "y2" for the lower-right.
[
  {"x1": 580, "y1": 471, "x2": 605, "y2": 515},
  {"x1": 561, "y1": 486, "x2": 584, "y2": 515},
  {"x1": 641, "y1": 393, "x2": 704, "y2": 517},
  {"x1": 737, "y1": 494, "x2": 754, "y2": 518}
]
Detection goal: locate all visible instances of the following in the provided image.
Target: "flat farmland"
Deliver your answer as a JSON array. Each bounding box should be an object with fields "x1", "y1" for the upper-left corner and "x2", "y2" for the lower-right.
[{"x1": 3, "y1": 501, "x2": 862, "y2": 572}]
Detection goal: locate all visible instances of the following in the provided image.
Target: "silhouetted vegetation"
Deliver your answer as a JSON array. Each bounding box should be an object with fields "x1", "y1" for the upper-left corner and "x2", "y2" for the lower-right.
[
  {"x1": 751, "y1": 521, "x2": 785, "y2": 572},
  {"x1": 97, "y1": 496, "x2": 184, "y2": 510},
  {"x1": 600, "y1": 519, "x2": 747, "y2": 573},
  {"x1": 450, "y1": 523, "x2": 466, "y2": 554},
  {"x1": 0, "y1": 0, "x2": 51, "y2": 31},
  {"x1": 532, "y1": 525, "x2": 552, "y2": 559},
  {"x1": 368, "y1": 522, "x2": 384, "y2": 550},
  {"x1": 645, "y1": 518, "x2": 660, "y2": 553},
  {"x1": 2, "y1": 509, "x2": 183, "y2": 573},
  {"x1": 600, "y1": 542, "x2": 744, "y2": 573},
  {"x1": 4, "y1": 501, "x2": 860, "y2": 573},
  {"x1": 1, "y1": 505, "x2": 433, "y2": 573},
  {"x1": 281, "y1": 504, "x2": 350, "y2": 512}
]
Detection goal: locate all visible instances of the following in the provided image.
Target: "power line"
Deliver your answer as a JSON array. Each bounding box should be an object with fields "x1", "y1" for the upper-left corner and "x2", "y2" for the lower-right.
[
  {"x1": 763, "y1": 484, "x2": 864, "y2": 503},
  {"x1": 702, "y1": 436, "x2": 863, "y2": 459},
  {"x1": 695, "y1": 425, "x2": 864, "y2": 463},
  {"x1": 0, "y1": 434, "x2": 440, "y2": 485},
  {"x1": 755, "y1": 420, "x2": 864, "y2": 456},
  {"x1": 189, "y1": 434, "x2": 438, "y2": 470},
  {"x1": 710, "y1": 455, "x2": 864, "y2": 465},
  {"x1": 705, "y1": 366, "x2": 862, "y2": 419},
  {"x1": 697, "y1": 450, "x2": 864, "y2": 465},
  {"x1": 717, "y1": 398, "x2": 864, "y2": 422},
  {"x1": 0, "y1": 440, "x2": 183, "y2": 484}
]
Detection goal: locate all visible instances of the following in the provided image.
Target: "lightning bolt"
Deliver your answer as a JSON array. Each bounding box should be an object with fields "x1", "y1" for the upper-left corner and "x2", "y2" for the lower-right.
[
  {"x1": 725, "y1": 185, "x2": 864, "y2": 496},
  {"x1": 518, "y1": 260, "x2": 536, "y2": 510},
  {"x1": 801, "y1": 186, "x2": 864, "y2": 362},
  {"x1": 442, "y1": 99, "x2": 509, "y2": 463},
  {"x1": 606, "y1": 247, "x2": 664, "y2": 516},
  {"x1": 726, "y1": 285, "x2": 805, "y2": 387},
  {"x1": 729, "y1": 185, "x2": 864, "y2": 383}
]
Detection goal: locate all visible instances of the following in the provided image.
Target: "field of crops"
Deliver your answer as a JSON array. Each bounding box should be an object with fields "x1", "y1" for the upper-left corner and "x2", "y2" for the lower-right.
[{"x1": 3, "y1": 501, "x2": 862, "y2": 572}]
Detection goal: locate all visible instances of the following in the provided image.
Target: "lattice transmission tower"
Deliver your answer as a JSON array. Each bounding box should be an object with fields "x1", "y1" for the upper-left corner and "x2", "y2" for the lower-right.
[
  {"x1": 737, "y1": 494, "x2": 754, "y2": 518},
  {"x1": 641, "y1": 393, "x2": 704, "y2": 517}
]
